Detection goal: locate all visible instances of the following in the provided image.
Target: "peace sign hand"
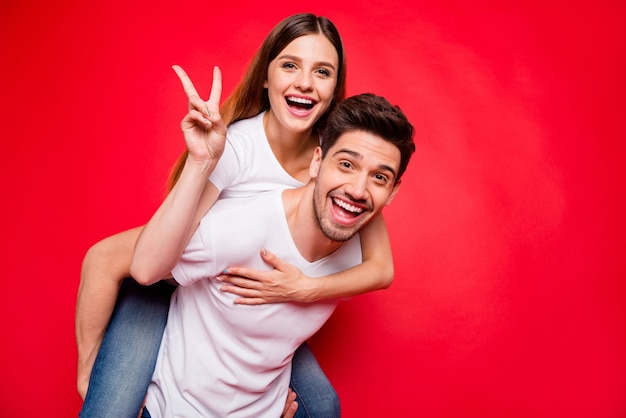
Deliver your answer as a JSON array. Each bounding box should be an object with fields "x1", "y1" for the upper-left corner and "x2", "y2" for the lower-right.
[{"x1": 172, "y1": 65, "x2": 227, "y2": 165}]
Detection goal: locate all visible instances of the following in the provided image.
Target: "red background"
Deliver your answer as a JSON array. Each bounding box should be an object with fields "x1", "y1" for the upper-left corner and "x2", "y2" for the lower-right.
[{"x1": 1, "y1": 1, "x2": 625, "y2": 417}]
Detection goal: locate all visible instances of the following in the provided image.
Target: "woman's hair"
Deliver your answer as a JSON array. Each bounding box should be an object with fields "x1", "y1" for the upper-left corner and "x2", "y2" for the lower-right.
[
  {"x1": 320, "y1": 93, "x2": 416, "y2": 184},
  {"x1": 166, "y1": 13, "x2": 346, "y2": 191}
]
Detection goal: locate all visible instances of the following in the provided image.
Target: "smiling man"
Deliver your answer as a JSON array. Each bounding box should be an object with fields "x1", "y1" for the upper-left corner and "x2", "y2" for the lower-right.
[{"x1": 130, "y1": 93, "x2": 415, "y2": 417}]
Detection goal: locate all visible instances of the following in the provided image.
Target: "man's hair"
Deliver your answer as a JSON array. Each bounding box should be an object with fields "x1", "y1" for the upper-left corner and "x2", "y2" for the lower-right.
[{"x1": 320, "y1": 93, "x2": 416, "y2": 183}]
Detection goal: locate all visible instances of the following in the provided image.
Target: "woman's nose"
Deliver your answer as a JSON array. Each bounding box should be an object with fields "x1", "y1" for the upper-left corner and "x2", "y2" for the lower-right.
[{"x1": 294, "y1": 71, "x2": 313, "y2": 91}]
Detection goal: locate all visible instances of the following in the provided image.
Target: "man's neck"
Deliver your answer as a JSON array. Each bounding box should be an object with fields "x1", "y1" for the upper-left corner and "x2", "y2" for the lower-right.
[{"x1": 282, "y1": 185, "x2": 343, "y2": 263}]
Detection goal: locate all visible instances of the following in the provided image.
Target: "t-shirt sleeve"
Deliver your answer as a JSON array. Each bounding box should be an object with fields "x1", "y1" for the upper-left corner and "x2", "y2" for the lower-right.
[
  {"x1": 171, "y1": 219, "x2": 217, "y2": 286},
  {"x1": 208, "y1": 138, "x2": 240, "y2": 193}
]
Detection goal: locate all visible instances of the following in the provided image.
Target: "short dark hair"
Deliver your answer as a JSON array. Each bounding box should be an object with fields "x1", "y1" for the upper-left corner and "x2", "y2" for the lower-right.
[{"x1": 320, "y1": 93, "x2": 416, "y2": 183}]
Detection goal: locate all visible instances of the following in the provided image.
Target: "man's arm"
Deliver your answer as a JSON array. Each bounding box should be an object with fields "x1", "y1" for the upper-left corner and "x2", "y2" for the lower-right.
[{"x1": 75, "y1": 226, "x2": 143, "y2": 399}]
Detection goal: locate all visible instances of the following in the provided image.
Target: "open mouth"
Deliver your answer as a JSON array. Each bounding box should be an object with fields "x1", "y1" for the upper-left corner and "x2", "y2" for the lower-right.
[
  {"x1": 332, "y1": 197, "x2": 364, "y2": 218},
  {"x1": 286, "y1": 96, "x2": 315, "y2": 111}
]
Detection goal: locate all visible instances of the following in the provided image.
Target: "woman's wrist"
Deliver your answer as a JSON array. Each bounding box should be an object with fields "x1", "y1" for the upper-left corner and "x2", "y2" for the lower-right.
[{"x1": 297, "y1": 276, "x2": 323, "y2": 303}]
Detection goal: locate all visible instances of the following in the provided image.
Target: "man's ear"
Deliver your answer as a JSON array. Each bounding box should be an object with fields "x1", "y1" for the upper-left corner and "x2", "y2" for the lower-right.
[
  {"x1": 309, "y1": 147, "x2": 323, "y2": 178},
  {"x1": 385, "y1": 180, "x2": 402, "y2": 206}
]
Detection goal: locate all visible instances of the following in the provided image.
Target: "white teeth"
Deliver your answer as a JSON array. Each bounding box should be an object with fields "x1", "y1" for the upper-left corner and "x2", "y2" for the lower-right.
[
  {"x1": 333, "y1": 198, "x2": 363, "y2": 214},
  {"x1": 287, "y1": 97, "x2": 314, "y2": 105}
]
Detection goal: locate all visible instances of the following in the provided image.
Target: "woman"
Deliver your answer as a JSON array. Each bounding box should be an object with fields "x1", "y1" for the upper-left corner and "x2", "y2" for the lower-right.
[{"x1": 77, "y1": 13, "x2": 394, "y2": 418}]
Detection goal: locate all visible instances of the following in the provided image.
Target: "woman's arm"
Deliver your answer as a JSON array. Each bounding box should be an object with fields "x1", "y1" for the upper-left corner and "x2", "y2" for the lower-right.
[
  {"x1": 75, "y1": 226, "x2": 143, "y2": 399},
  {"x1": 217, "y1": 214, "x2": 394, "y2": 304},
  {"x1": 78, "y1": 65, "x2": 225, "y2": 395},
  {"x1": 130, "y1": 66, "x2": 226, "y2": 285},
  {"x1": 130, "y1": 165, "x2": 221, "y2": 285}
]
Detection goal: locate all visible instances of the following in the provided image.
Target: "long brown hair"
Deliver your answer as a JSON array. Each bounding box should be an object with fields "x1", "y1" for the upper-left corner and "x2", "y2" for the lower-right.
[{"x1": 166, "y1": 13, "x2": 347, "y2": 191}]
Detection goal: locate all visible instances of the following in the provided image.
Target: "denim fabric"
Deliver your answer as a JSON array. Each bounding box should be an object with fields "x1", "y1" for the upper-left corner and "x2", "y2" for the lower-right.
[
  {"x1": 291, "y1": 343, "x2": 341, "y2": 418},
  {"x1": 79, "y1": 279, "x2": 340, "y2": 418},
  {"x1": 79, "y1": 279, "x2": 174, "y2": 418}
]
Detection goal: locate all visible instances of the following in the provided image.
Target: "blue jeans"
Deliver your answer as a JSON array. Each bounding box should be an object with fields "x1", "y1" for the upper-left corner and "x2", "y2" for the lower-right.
[{"x1": 79, "y1": 278, "x2": 340, "y2": 418}]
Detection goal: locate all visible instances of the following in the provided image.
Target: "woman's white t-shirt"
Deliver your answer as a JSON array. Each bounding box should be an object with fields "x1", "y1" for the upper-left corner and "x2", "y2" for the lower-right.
[{"x1": 209, "y1": 112, "x2": 304, "y2": 198}]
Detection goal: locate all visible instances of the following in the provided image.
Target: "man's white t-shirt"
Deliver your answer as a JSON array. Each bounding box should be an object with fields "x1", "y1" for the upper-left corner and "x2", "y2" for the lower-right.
[
  {"x1": 145, "y1": 191, "x2": 362, "y2": 417},
  {"x1": 144, "y1": 113, "x2": 362, "y2": 417}
]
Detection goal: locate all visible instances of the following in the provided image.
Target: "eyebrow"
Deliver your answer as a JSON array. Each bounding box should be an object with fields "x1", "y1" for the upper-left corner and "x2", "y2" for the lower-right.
[
  {"x1": 331, "y1": 148, "x2": 398, "y2": 179},
  {"x1": 277, "y1": 54, "x2": 337, "y2": 71}
]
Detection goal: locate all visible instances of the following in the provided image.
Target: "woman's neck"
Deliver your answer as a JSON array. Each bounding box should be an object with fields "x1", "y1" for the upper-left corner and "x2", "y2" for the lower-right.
[{"x1": 263, "y1": 111, "x2": 319, "y2": 183}]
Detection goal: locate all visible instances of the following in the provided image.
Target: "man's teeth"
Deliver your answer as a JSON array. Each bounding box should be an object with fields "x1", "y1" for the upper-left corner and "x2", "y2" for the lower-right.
[{"x1": 333, "y1": 198, "x2": 363, "y2": 214}]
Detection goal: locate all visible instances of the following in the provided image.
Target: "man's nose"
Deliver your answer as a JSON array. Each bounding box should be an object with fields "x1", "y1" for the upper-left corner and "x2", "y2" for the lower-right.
[{"x1": 345, "y1": 174, "x2": 368, "y2": 201}]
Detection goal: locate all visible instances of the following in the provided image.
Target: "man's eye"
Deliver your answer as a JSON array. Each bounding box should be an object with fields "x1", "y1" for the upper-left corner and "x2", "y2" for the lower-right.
[{"x1": 374, "y1": 174, "x2": 389, "y2": 184}]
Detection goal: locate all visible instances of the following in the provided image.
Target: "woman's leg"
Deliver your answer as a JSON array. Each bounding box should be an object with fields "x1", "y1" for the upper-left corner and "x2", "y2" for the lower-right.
[
  {"x1": 290, "y1": 342, "x2": 341, "y2": 418},
  {"x1": 79, "y1": 278, "x2": 174, "y2": 418}
]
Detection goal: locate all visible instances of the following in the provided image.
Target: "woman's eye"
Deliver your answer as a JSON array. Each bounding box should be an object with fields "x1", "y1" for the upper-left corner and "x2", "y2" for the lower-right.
[
  {"x1": 316, "y1": 68, "x2": 331, "y2": 77},
  {"x1": 282, "y1": 62, "x2": 297, "y2": 69}
]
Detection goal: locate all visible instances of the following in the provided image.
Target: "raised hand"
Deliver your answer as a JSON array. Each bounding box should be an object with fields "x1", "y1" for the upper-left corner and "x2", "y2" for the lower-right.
[{"x1": 172, "y1": 65, "x2": 227, "y2": 165}]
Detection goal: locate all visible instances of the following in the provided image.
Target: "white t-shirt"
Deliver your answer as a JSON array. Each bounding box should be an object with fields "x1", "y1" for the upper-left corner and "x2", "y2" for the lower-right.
[
  {"x1": 209, "y1": 112, "x2": 304, "y2": 198},
  {"x1": 144, "y1": 112, "x2": 362, "y2": 417},
  {"x1": 145, "y1": 191, "x2": 362, "y2": 417}
]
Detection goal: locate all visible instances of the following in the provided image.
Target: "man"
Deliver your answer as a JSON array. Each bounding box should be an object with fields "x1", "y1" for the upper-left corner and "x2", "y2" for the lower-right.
[{"x1": 130, "y1": 93, "x2": 416, "y2": 417}]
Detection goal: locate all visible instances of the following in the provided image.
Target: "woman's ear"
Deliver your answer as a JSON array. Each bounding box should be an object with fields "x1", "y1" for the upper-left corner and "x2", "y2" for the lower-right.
[{"x1": 309, "y1": 147, "x2": 323, "y2": 179}]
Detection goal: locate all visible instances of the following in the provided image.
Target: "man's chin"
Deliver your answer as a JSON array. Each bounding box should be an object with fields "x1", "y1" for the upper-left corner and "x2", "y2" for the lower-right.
[{"x1": 320, "y1": 225, "x2": 358, "y2": 243}]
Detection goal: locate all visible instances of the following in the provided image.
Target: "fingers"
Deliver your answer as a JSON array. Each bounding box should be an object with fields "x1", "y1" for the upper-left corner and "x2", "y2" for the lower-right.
[
  {"x1": 218, "y1": 283, "x2": 269, "y2": 305},
  {"x1": 219, "y1": 267, "x2": 262, "y2": 282},
  {"x1": 172, "y1": 65, "x2": 201, "y2": 100},
  {"x1": 259, "y1": 248, "x2": 285, "y2": 270},
  {"x1": 174, "y1": 65, "x2": 224, "y2": 131},
  {"x1": 233, "y1": 297, "x2": 268, "y2": 306},
  {"x1": 207, "y1": 66, "x2": 222, "y2": 113},
  {"x1": 173, "y1": 65, "x2": 221, "y2": 111},
  {"x1": 218, "y1": 277, "x2": 262, "y2": 294},
  {"x1": 281, "y1": 389, "x2": 298, "y2": 418}
]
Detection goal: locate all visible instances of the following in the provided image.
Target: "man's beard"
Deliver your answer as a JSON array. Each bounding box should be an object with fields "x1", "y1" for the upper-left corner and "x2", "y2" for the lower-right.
[{"x1": 312, "y1": 183, "x2": 360, "y2": 243}]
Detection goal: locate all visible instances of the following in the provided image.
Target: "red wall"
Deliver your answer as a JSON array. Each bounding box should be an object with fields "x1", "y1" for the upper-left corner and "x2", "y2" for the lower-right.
[{"x1": 1, "y1": 1, "x2": 625, "y2": 417}]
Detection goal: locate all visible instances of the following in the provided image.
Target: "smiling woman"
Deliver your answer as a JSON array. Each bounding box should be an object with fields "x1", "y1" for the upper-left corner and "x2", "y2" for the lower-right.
[{"x1": 265, "y1": 34, "x2": 338, "y2": 127}]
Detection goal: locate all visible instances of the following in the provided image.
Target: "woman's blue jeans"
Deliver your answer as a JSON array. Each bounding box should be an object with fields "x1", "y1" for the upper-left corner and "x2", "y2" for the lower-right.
[{"x1": 79, "y1": 278, "x2": 340, "y2": 417}]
